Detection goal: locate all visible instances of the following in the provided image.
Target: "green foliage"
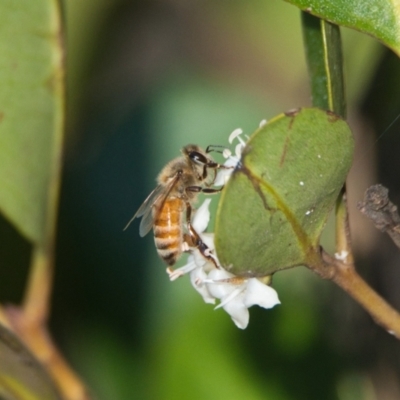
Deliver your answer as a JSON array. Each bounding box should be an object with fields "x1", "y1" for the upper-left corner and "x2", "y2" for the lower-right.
[
  {"x1": 215, "y1": 108, "x2": 354, "y2": 276},
  {"x1": 0, "y1": 0, "x2": 64, "y2": 244},
  {"x1": 285, "y1": 0, "x2": 400, "y2": 56},
  {"x1": 0, "y1": 1, "x2": 65, "y2": 397}
]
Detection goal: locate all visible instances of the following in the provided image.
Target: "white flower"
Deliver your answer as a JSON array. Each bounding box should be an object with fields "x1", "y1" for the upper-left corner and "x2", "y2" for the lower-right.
[
  {"x1": 213, "y1": 128, "x2": 247, "y2": 186},
  {"x1": 167, "y1": 197, "x2": 280, "y2": 329},
  {"x1": 191, "y1": 198, "x2": 212, "y2": 235},
  {"x1": 190, "y1": 261, "x2": 216, "y2": 304},
  {"x1": 204, "y1": 268, "x2": 280, "y2": 329}
]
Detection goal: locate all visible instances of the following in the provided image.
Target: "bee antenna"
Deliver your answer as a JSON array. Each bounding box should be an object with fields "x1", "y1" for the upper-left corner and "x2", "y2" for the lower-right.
[{"x1": 206, "y1": 144, "x2": 227, "y2": 154}]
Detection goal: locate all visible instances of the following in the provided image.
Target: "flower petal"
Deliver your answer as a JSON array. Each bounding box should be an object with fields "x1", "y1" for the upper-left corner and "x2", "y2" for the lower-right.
[
  {"x1": 206, "y1": 269, "x2": 236, "y2": 299},
  {"x1": 229, "y1": 128, "x2": 243, "y2": 144},
  {"x1": 192, "y1": 198, "x2": 211, "y2": 233},
  {"x1": 190, "y1": 266, "x2": 215, "y2": 304},
  {"x1": 216, "y1": 285, "x2": 246, "y2": 309},
  {"x1": 221, "y1": 298, "x2": 250, "y2": 329},
  {"x1": 243, "y1": 278, "x2": 280, "y2": 309},
  {"x1": 222, "y1": 148, "x2": 232, "y2": 158},
  {"x1": 214, "y1": 157, "x2": 239, "y2": 186},
  {"x1": 235, "y1": 142, "x2": 244, "y2": 159},
  {"x1": 213, "y1": 169, "x2": 231, "y2": 187}
]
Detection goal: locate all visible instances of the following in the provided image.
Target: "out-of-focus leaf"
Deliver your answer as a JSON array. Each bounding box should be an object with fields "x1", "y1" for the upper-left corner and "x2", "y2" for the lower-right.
[
  {"x1": 285, "y1": 0, "x2": 400, "y2": 57},
  {"x1": 0, "y1": 323, "x2": 62, "y2": 400},
  {"x1": 215, "y1": 108, "x2": 354, "y2": 276},
  {"x1": 0, "y1": 1, "x2": 64, "y2": 243}
]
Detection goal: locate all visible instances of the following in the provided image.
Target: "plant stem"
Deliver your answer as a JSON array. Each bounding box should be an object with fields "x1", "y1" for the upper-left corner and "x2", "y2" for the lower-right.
[
  {"x1": 335, "y1": 187, "x2": 354, "y2": 264},
  {"x1": 302, "y1": 13, "x2": 352, "y2": 262},
  {"x1": 301, "y1": 12, "x2": 400, "y2": 338},
  {"x1": 23, "y1": 245, "x2": 54, "y2": 325},
  {"x1": 301, "y1": 12, "x2": 346, "y2": 117}
]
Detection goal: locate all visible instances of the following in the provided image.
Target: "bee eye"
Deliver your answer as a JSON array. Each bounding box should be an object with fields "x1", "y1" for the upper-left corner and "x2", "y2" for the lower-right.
[{"x1": 189, "y1": 151, "x2": 208, "y2": 165}]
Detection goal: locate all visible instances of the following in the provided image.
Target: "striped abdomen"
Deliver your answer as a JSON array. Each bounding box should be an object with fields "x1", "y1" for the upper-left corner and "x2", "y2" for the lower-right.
[{"x1": 153, "y1": 198, "x2": 184, "y2": 266}]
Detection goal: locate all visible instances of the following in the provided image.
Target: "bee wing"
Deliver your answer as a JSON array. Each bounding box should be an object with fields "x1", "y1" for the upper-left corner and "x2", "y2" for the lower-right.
[
  {"x1": 137, "y1": 187, "x2": 165, "y2": 237},
  {"x1": 123, "y1": 184, "x2": 166, "y2": 234},
  {"x1": 124, "y1": 174, "x2": 180, "y2": 237}
]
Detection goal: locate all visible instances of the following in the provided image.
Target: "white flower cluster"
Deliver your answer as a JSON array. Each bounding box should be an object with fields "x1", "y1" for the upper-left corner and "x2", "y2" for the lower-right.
[{"x1": 167, "y1": 126, "x2": 280, "y2": 329}]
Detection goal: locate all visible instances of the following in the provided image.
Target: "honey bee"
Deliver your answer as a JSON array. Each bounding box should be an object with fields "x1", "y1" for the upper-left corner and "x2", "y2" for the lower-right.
[{"x1": 125, "y1": 144, "x2": 227, "y2": 266}]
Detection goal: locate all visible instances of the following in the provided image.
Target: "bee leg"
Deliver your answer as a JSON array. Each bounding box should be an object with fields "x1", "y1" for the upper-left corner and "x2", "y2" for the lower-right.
[
  {"x1": 186, "y1": 186, "x2": 224, "y2": 195},
  {"x1": 204, "y1": 161, "x2": 233, "y2": 181},
  {"x1": 181, "y1": 236, "x2": 191, "y2": 252},
  {"x1": 210, "y1": 162, "x2": 235, "y2": 186},
  {"x1": 201, "y1": 187, "x2": 224, "y2": 194},
  {"x1": 198, "y1": 241, "x2": 220, "y2": 268},
  {"x1": 185, "y1": 202, "x2": 220, "y2": 268}
]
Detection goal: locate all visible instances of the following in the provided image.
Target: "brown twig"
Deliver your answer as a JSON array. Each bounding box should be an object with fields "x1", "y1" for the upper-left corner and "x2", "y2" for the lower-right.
[{"x1": 358, "y1": 184, "x2": 400, "y2": 249}]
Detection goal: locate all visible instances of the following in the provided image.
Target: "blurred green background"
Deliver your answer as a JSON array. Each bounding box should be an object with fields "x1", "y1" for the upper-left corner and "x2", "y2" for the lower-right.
[{"x1": 2, "y1": 0, "x2": 400, "y2": 399}]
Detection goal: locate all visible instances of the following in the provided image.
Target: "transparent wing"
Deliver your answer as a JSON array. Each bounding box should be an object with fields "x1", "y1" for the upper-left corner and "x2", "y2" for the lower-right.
[
  {"x1": 124, "y1": 174, "x2": 180, "y2": 237},
  {"x1": 138, "y1": 203, "x2": 158, "y2": 237},
  {"x1": 123, "y1": 184, "x2": 166, "y2": 233},
  {"x1": 136, "y1": 184, "x2": 166, "y2": 219}
]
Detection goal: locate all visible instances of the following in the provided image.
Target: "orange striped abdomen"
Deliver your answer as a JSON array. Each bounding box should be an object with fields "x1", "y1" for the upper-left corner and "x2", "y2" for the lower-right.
[{"x1": 153, "y1": 198, "x2": 184, "y2": 265}]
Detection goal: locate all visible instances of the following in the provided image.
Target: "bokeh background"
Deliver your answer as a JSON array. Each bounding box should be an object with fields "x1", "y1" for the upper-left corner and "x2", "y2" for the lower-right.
[{"x1": 3, "y1": 0, "x2": 400, "y2": 399}]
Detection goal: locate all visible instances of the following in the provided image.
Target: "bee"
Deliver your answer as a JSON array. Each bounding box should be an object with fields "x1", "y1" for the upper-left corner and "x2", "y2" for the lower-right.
[{"x1": 125, "y1": 144, "x2": 228, "y2": 266}]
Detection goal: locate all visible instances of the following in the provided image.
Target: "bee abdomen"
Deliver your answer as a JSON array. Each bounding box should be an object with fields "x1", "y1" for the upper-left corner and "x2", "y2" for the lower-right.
[{"x1": 154, "y1": 198, "x2": 183, "y2": 266}]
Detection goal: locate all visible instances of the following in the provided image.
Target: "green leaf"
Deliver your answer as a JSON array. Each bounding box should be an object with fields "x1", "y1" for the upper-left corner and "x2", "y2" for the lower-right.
[
  {"x1": 285, "y1": 0, "x2": 400, "y2": 57},
  {"x1": 215, "y1": 108, "x2": 354, "y2": 276},
  {"x1": 0, "y1": 1, "x2": 64, "y2": 243},
  {"x1": 0, "y1": 323, "x2": 62, "y2": 400}
]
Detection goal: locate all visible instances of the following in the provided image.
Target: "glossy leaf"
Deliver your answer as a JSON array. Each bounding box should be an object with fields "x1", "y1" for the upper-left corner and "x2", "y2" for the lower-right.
[
  {"x1": 0, "y1": 323, "x2": 62, "y2": 400},
  {"x1": 215, "y1": 108, "x2": 354, "y2": 276},
  {"x1": 285, "y1": 0, "x2": 400, "y2": 56},
  {"x1": 0, "y1": 1, "x2": 64, "y2": 243}
]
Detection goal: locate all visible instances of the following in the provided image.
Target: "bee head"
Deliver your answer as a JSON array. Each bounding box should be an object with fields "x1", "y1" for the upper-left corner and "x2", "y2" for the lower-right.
[{"x1": 182, "y1": 144, "x2": 210, "y2": 166}]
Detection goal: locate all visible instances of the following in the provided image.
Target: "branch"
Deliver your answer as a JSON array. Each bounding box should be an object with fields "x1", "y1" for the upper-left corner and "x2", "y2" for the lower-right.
[{"x1": 357, "y1": 184, "x2": 400, "y2": 249}]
